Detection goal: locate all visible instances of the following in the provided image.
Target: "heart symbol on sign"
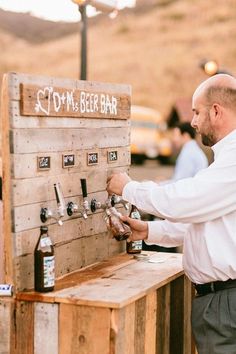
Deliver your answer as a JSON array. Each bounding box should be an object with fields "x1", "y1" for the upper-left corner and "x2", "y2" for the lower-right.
[{"x1": 35, "y1": 87, "x2": 53, "y2": 115}]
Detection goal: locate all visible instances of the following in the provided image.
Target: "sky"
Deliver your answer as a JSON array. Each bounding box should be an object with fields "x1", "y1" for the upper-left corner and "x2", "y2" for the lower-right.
[{"x1": 0, "y1": 0, "x2": 136, "y2": 22}]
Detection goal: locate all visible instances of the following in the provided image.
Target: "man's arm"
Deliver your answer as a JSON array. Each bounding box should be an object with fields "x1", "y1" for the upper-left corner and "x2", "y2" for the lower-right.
[
  {"x1": 120, "y1": 215, "x2": 187, "y2": 247},
  {"x1": 107, "y1": 152, "x2": 236, "y2": 223}
]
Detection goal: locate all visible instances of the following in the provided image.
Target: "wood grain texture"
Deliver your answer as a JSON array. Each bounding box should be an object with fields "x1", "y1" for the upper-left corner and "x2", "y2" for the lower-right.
[
  {"x1": 0, "y1": 298, "x2": 15, "y2": 354},
  {"x1": 59, "y1": 304, "x2": 110, "y2": 354},
  {"x1": 11, "y1": 127, "x2": 130, "y2": 154},
  {"x1": 20, "y1": 84, "x2": 130, "y2": 119},
  {"x1": 11, "y1": 146, "x2": 130, "y2": 179},
  {"x1": 34, "y1": 303, "x2": 58, "y2": 354},
  {"x1": 156, "y1": 284, "x2": 170, "y2": 354},
  {"x1": 1, "y1": 73, "x2": 14, "y2": 284},
  {"x1": 15, "y1": 301, "x2": 34, "y2": 354}
]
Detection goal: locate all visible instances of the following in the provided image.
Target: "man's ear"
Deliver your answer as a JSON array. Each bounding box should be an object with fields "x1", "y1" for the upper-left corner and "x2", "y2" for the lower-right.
[{"x1": 212, "y1": 103, "x2": 222, "y2": 120}]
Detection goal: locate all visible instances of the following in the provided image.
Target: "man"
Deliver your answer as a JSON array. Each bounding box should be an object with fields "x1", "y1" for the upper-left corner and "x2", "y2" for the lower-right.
[
  {"x1": 171, "y1": 122, "x2": 208, "y2": 181},
  {"x1": 107, "y1": 74, "x2": 236, "y2": 354}
]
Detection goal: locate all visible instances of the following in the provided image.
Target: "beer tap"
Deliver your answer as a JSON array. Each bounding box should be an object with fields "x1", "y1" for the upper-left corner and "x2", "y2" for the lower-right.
[
  {"x1": 90, "y1": 194, "x2": 116, "y2": 213},
  {"x1": 54, "y1": 182, "x2": 66, "y2": 225},
  {"x1": 40, "y1": 182, "x2": 65, "y2": 226},
  {"x1": 110, "y1": 195, "x2": 130, "y2": 210},
  {"x1": 67, "y1": 179, "x2": 89, "y2": 219}
]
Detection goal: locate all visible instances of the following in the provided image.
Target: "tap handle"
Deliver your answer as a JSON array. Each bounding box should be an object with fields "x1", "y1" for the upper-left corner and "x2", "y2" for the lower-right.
[
  {"x1": 54, "y1": 183, "x2": 60, "y2": 204},
  {"x1": 80, "y1": 179, "x2": 87, "y2": 198},
  {"x1": 110, "y1": 195, "x2": 116, "y2": 207}
]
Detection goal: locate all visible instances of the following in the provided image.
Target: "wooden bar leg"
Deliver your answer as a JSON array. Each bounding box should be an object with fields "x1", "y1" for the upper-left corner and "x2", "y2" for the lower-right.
[{"x1": 156, "y1": 284, "x2": 170, "y2": 354}]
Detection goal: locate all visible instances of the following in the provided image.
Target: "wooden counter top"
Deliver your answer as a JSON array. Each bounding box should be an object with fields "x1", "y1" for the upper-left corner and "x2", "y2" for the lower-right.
[{"x1": 16, "y1": 252, "x2": 183, "y2": 309}]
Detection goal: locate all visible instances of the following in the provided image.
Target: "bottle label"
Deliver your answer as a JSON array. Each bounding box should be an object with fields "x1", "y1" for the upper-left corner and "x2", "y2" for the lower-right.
[
  {"x1": 129, "y1": 240, "x2": 142, "y2": 250},
  {"x1": 43, "y1": 256, "x2": 55, "y2": 287},
  {"x1": 40, "y1": 237, "x2": 52, "y2": 248},
  {"x1": 0, "y1": 284, "x2": 13, "y2": 296}
]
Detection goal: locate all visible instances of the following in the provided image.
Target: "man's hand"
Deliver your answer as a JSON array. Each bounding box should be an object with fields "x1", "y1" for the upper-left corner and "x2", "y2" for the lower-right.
[
  {"x1": 120, "y1": 215, "x2": 148, "y2": 241},
  {"x1": 107, "y1": 172, "x2": 131, "y2": 196}
]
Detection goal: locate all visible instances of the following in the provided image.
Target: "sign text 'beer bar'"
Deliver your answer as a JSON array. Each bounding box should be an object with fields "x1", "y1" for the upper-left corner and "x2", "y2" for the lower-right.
[{"x1": 20, "y1": 84, "x2": 130, "y2": 119}]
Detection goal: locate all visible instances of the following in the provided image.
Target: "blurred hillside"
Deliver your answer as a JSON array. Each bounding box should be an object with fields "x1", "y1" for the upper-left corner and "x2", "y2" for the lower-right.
[{"x1": 0, "y1": 0, "x2": 235, "y2": 117}]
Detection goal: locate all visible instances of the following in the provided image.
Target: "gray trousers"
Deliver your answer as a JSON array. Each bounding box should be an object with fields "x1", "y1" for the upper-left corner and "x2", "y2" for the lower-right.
[{"x1": 191, "y1": 288, "x2": 236, "y2": 354}]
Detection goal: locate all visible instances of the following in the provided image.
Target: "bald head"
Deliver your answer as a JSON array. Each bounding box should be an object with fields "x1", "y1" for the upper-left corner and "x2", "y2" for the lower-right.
[
  {"x1": 191, "y1": 74, "x2": 236, "y2": 146},
  {"x1": 193, "y1": 74, "x2": 236, "y2": 111}
]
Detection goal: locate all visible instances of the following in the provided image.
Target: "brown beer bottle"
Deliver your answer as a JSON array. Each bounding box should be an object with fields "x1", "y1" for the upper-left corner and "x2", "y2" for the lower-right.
[
  {"x1": 34, "y1": 226, "x2": 55, "y2": 292},
  {"x1": 105, "y1": 207, "x2": 132, "y2": 241},
  {"x1": 126, "y1": 205, "x2": 142, "y2": 254}
]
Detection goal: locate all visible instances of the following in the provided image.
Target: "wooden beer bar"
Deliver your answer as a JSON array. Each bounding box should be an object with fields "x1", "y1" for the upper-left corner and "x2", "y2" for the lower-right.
[
  {"x1": 15, "y1": 252, "x2": 193, "y2": 354},
  {"x1": 0, "y1": 72, "x2": 194, "y2": 354}
]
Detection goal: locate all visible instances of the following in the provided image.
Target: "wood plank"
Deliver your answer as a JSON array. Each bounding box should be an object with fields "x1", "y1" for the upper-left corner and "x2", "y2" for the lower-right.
[
  {"x1": 12, "y1": 191, "x2": 128, "y2": 233},
  {"x1": 49, "y1": 253, "x2": 183, "y2": 309},
  {"x1": 144, "y1": 290, "x2": 157, "y2": 354},
  {"x1": 108, "y1": 236, "x2": 126, "y2": 257},
  {"x1": 0, "y1": 298, "x2": 15, "y2": 354},
  {"x1": 1, "y1": 73, "x2": 14, "y2": 283},
  {"x1": 55, "y1": 237, "x2": 83, "y2": 277},
  {"x1": 34, "y1": 303, "x2": 58, "y2": 354},
  {"x1": 59, "y1": 304, "x2": 110, "y2": 354},
  {"x1": 14, "y1": 231, "x2": 125, "y2": 291},
  {"x1": 14, "y1": 212, "x2": 110, "y2": 257},
  {"x1": 183, "y1": 276, "x2": 195, "y2": 354},
  {"x1": 16, "y1": 253, "x2": 137, "y2": 301},
  {"x1": 81, "y1": 233, "x2": 109, "y2": 267},
  {"x1": 20, "y1": 84, "x2": 130, "y2": 119},
  {"x1": 170, "y1": 275, "x2": 184, "y2": 354},
  {"x1": 134, "y1": 296, "x2": 146, "y2": 354},
  {"x1": 11, "y1": 127, "x2": 130, "y2": 154},
  {"x1": 10, "y1": 101, "x2": 131, "y2": 129},
  {"x1": 0, "y1": 201, "x2": 4, "y2": 282},
  {"x1": 15, "y1": 301, "x2": 34, "y2": 354},
  {"x1": 11, "y1": 146, "x2": 130, "y2": 179},
  {"x1": 8, "y1": 72, "x2": 131, "y2": 101},
  {"x1": 110, "y1": 303, "x2": 135, "y2": 354},
  {"x1": 11, "y1": 166, "x2": 129, "y2": 206},
  {"x1": 156, "y1": 284, "x2": 170, "y2": 354}
]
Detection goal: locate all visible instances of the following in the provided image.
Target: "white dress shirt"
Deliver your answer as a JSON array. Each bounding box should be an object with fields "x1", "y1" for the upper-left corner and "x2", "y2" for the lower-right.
[
  {"x1": 172, "y1": 140, "x2": 208, "y2": 181},
  {"x1": 123, "y1": 129, "x2": 236, "y2": 284}
]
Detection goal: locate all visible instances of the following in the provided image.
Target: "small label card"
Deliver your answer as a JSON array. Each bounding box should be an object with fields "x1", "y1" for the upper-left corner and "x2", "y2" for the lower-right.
[
  {"x1": 107, "y1": 150, "x2": 118, "y2": 163},
  {"x1": 37, "y1": 156, "x2": 50, "y2": 171},
  {"x1": 87, "y1": 152, "x2": 98, "y2": 165},
  {"x1": 62, "y1": 154, "x2": 75, "y2": 168}
]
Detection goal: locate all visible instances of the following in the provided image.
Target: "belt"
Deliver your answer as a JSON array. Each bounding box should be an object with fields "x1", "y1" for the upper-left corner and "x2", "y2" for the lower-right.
[{"x1": 194, "y1": 279, "x2": 236, "y2": 296}]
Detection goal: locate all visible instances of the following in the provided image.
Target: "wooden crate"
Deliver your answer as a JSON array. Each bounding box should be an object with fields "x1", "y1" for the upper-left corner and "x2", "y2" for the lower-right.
[{"x1": 0, "y1": 72, "x2": 131, "y2": 291}]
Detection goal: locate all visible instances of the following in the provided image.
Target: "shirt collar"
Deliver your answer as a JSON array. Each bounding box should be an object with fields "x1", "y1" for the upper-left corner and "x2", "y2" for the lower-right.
[{"x1": 212, "y1": 129, "x2": 236, "y2": 158}]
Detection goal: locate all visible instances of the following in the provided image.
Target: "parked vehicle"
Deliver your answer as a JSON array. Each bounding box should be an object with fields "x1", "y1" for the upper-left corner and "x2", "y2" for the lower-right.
[{"x1": 130, "y1": 105, "x2": 172, "y2": 164}]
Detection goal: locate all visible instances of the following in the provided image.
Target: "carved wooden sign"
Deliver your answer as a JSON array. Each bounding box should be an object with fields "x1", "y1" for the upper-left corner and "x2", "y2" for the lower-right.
[{"x1": 20, "y1": 83, "x2": 130, "y2": 119}]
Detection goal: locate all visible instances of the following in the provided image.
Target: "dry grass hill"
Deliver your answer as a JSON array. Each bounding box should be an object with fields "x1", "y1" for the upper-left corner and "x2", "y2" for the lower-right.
[{"x1": 0, "y1": 0, "x2": 236, "y2": 118}]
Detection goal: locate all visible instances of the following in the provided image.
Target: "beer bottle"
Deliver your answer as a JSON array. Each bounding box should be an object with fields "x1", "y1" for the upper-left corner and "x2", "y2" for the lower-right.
[
  {"x1": 34, "y1": 226, "x2": 55, "y2": 292},
  {"x1": 105, "y1": 207, "x2": 132, "y2": 241},
  {"x1": 126, "y1": 205, "x2": 142, "y2": 254}
]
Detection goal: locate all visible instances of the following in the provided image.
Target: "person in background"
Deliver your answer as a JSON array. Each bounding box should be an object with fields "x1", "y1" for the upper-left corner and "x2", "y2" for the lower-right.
[
  {"x1": 107, "y1": 74, "x2": 236, "y2": 354},
  {"x1": 171, "y1": 122, "x2": 208, "y2": 181}
]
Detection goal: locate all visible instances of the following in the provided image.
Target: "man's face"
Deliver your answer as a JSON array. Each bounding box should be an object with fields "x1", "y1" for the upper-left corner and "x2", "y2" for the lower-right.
[{"x1": 191, "y1": 93, "x2": 217, "y2": 147}]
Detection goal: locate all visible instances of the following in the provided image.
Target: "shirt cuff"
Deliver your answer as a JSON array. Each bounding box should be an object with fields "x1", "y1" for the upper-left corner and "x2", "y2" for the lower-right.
[{"x1": 145, "y1": 221, "x2": 164, "y2": 244}]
